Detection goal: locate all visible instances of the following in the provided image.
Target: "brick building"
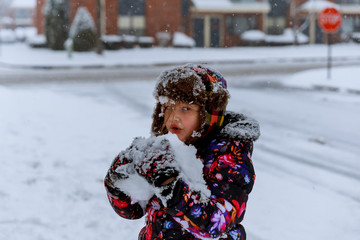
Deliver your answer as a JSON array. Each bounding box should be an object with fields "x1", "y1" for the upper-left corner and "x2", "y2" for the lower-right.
[
  {"x1": 1, "y1": 0, "x2": 36, "y2": 29},
  {"x1": 35, "y1": 0, "x2": 271, "y2": 47},
  {"x1": 34, "y1": 0, "x2": 360, "y2": 47}
]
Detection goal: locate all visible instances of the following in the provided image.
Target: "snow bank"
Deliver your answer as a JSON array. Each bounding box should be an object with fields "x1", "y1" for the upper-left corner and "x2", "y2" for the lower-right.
[{"x1": 285, "y1": 66, "x2": 360, "y2": 93}]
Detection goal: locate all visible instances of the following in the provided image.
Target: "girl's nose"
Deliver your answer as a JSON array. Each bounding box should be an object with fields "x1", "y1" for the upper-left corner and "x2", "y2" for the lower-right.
[{"x1": 169, "y1": 108, "x2": 180, "y2": 122}]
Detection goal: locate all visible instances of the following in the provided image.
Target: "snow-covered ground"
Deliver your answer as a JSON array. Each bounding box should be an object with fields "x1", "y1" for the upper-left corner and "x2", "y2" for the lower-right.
[{"x1": 0, "y1": 43, "x2": 360, "y2": 240}]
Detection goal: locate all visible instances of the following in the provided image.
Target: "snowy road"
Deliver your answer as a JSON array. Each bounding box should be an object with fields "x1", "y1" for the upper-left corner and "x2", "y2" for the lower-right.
[{"x1": 1, "y1": 67, "x2": 359, "y2": 240}]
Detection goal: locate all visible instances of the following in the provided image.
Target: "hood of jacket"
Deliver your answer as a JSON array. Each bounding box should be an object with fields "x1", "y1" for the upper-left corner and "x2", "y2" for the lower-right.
[{"x1": 220, "y1": 111, "x2": 260, "y2": 141}]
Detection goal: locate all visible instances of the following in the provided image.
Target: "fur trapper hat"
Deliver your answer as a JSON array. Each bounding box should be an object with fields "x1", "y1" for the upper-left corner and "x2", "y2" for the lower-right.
[{"x1": 151, "y1": 63, "x2": 230, "y2": 142}]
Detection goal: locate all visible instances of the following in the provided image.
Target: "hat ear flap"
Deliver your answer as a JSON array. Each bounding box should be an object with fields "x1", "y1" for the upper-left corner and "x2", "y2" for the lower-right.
[
  {"x1": 151, "y1": 102, "x2": 167, "y2": 136},
  {"x1": 207, "y1": 89, "x2": 229, "y2": 112}
]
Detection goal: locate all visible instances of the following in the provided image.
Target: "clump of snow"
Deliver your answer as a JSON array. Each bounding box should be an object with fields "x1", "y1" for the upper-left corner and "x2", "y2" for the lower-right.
[
  {"x1": 158, "y1": 96, "x2": 170, "y2": 105},
  {"x1": 114, "y1": 172, "x2": 155, "y2": 202},
  {"x1": 191, "y1": 131, "x2": 202, "y2": 138},
  {"x1": 163, "y1": 133, "x2": 211, "y2": 202},
  {"x1": 172, "y1": 32, "x2": 195, "y2": 48}
]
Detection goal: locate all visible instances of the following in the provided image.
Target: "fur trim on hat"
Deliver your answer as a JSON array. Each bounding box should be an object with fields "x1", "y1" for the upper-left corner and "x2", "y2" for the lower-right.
[{"x1": 151, "y1": 64, "x2": 230, "y2": 142}]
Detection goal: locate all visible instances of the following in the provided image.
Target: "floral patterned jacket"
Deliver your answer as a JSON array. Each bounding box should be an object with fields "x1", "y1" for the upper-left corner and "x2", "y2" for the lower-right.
[{"x1": 104, "y1": 112, "x2": 260, "y2": 240}]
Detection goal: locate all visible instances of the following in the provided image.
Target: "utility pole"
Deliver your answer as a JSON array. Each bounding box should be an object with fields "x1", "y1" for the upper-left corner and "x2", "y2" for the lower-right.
[{"x1": 96, "y1": 0, "x2": 103, "y2": 55}]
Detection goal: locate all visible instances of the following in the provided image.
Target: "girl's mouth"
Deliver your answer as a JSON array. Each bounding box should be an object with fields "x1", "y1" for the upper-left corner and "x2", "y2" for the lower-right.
[{"x1": 170, "y1": 125, "x2": 181, "y2": 133}]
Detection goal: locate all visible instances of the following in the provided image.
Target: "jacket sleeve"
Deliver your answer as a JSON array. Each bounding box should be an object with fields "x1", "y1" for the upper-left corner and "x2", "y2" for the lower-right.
[
  {"x1": 164, "y1": 139, "x2": 255, "y2": 239},
  {"x1": 104, "y1": 153, "x2": 145, "y2": 220}
]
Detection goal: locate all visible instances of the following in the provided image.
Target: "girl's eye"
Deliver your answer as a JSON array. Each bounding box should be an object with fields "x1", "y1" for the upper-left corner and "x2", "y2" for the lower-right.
[{"x1": 183, "y1": 107, "x2": 190, "y2": 111}]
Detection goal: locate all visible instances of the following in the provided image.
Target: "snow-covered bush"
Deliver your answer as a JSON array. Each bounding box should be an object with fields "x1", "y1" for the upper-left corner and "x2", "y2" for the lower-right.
[
  {"x1": 69, "y1": 7, "x2": 96, "y2": 52},
  {"x1": 15, "y1": 27, "x2": 37, "y2": 42},
  {"x1": 265, "y1": 28, "x2": 309, "y2": 46},
  {"x1": 172, "y1": 32, "x2": 195, "y2": 48},
  {"x1": 241, "y1": 30, "x2": 266, "y2": 46},
  {"x1": 138, "y1": 36, "x2": 154, "y2": 48},
  {"x1": 241, "y1": 29, "x2": 309, "y2": 46},
  {"x1": 27, "y1": 35, "x2": 47, "y2": 48},
  {"x1": 351, "y1": 32, "x2": 360, "y2": 43},
  {"x1": 0, "y1": 29, "x2": 16, "y2": 43},
  {"x1": 102, "y1": 35, "x2": 122, "y2": 50},
  {"x1": 156, "y1": 31, "x2": 171, "y2": 47},
  {"x1": 44, "y1": 0, "x2": 69, "y2": 50},
  {"x1": 122, "y1": 35, "x2": 137, "y2": 48}
]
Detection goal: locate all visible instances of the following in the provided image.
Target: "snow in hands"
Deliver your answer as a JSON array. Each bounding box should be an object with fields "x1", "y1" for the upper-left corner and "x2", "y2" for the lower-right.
[{"x1": 112, "y1": 133, "x2": 210, "y2": 205}]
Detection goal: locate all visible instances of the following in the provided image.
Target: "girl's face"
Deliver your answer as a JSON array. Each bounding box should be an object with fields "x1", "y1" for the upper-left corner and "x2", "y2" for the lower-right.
[{"x1": 163, "y1": 101, "x2": 201, "y2": 142}]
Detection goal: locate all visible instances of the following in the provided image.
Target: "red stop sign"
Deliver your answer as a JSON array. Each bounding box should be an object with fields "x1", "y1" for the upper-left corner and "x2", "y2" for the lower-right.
[{"x1": 318, "y1": 7, "x2": 342, "y2": 33}]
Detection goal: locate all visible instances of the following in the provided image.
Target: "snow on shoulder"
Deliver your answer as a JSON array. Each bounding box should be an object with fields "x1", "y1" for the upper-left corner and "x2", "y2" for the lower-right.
[{"x1": 221, "y1": 112, "x2": 260, "y2": 141}]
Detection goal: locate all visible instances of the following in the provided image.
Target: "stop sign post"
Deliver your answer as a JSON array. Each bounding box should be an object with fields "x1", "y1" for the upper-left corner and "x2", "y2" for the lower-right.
[{"x1": 318, "y1": 7, "x2": 342, "y2": 79}]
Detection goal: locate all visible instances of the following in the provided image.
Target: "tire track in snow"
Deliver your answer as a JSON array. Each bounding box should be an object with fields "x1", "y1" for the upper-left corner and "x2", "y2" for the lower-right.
[
  {"x1": 257, "y1": 144, "x2": 360, "y2": 182},
  {"x1": 255, "y1": 143, "x2": 360, "y2": 203},
  {"x1": 105, "y1": 83, "x2": 153, "y2": 117}
]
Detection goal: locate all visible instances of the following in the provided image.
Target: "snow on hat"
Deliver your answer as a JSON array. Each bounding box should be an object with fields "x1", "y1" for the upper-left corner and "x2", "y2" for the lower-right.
[{"x1": 151, "y1": 63, "x2": 230, "y2": 141}]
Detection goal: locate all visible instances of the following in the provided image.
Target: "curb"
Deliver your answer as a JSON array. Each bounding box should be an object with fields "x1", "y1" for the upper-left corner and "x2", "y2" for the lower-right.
[{"x1": 1, "y1": 56, "x2": 360, "y2": 70}]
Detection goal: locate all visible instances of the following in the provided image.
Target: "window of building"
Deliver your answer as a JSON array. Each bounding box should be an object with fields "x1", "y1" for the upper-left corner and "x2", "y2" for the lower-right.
[
  {"x1": 268, "y1": 0, "x2": 287, "y2": 17},
  {"x1": 182, "y1": 0, "x2": 190, "y2": 17},
  {"x1": 14, "y1": 9, "x2": 31, "y2": 19},
  {"x1": 118, "y1": 0, "x2": 145, "y2": 16},
  {"x1": 226, "y1": 15, "x2": 257, "y2": 35}
]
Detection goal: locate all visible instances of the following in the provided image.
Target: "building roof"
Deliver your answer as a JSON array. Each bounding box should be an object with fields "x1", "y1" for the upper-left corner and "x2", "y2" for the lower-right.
[
  {"x1": 299, "y1": 0, "x2": 360, "y2": 14},
  {"x1": 191, "y1": 0, "x2": 270, "y2": 13},
  {"x1": 299, "y1": 0, "x2": 339, "y2": 12}
]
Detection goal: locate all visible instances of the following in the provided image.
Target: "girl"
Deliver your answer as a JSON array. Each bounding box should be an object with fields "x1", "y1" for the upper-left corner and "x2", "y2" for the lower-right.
[{"x1": 104, "y1": 64, "x2": 260, "y2": 240}]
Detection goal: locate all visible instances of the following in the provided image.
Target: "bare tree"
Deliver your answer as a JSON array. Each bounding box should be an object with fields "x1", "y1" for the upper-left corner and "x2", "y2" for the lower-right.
[{"x1": 287, "y1": 0, "x2": 299, "y2": 45}]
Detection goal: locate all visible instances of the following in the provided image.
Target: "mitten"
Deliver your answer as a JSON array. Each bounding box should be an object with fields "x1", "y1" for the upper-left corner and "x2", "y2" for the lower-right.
[
  {"x1": 134, "y1": 138, "x2": 179, "y2": 187},
  {"x1": 105, "y1": 137, "x2": 156, "y2": 202}
]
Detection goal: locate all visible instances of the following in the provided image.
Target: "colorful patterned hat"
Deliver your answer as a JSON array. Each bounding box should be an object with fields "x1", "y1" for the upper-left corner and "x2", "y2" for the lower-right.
[{"x1": 151, "y1": 63, "x2": 230, "y2": 142}]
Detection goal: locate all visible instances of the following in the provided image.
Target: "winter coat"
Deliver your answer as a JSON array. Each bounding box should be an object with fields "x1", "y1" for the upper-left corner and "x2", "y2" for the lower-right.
[{"x1": 104, "y1": 111, "x2": 260, "y2": 240}]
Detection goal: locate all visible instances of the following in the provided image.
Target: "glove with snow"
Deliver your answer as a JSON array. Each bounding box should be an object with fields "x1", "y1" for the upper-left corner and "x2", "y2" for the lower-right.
[
  {"x1": 106, "y1": 136, "x2": 148, "y2": 183},
  {"x1": 134, "y1": 138, "x2": 179, "y2": 188}
]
